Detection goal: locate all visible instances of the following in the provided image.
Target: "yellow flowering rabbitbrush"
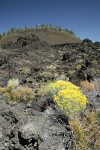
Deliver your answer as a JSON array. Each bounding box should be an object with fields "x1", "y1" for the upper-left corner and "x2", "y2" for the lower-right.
[
  {"x1": 44, "y1": 80, "x2": 87, "y2": 115},
  {"x1": 54, "y1": 89, "x2": 87, "y2": 115}
]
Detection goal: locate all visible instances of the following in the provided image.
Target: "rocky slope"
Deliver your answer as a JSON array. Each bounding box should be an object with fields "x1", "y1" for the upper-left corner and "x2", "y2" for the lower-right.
[
  {"x1": 0, "y1": 34, "x2": 100, "y2": 86},
  {"x1": 0, "y1": 30, "x2": 100, "y2": 150},
  {"x1": 0, "y1": 28, "x2": 81, "y2": 45}
]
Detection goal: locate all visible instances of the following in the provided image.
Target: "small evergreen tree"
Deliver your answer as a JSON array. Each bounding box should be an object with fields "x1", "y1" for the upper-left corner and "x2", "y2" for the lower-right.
[
  {"x1": 70, "y1": 30, "x2": 75, "y2": 35},
  {"x1": 41, "y1": 24, "x2": 44, "y2": 28},
  {"x1": 0, "y1": 33, "x2": 2, "y2": 39},
  {"x1": 24, "y1": 26, "x2": 28, "y2": 29},
  {"x1": 36, "y1": 24, "x2": 38, "y2": 28},
  {"x1": 10, "y1": 27, "x2": 16, "y2": 32},
  {"x1": 2, "y1": 31, "x2": 6, "y2": 36},
  {"x1": 6, "y1": 30, "x2": 10, "y2": 35},
  {"x1": 58, "y1": 26, "x2": 61, "y2": 32},
  {"x1": 65, "y1": 28, "x2": 68, "y2": 32}
]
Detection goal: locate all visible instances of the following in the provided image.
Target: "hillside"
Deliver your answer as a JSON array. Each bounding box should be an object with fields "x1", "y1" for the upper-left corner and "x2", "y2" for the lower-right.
[
  {"x1": 0, "y1": 29, "x2": 100, "y2": 150},
  {"x1": 0, "y1": 28, "x2": 81, "y2": 45}
]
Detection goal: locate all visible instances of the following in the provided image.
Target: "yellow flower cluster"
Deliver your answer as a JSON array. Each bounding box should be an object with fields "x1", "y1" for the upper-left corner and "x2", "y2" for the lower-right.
[
  {"x1": 54, "y1": 89, "x2": 87, "y2": 115},
  {"x1": 46, "y1": 80, "x2": 79, "y2": 97},
  {"x1": 45, "y1": 80, "x2": 87, "y2": 115},
  {"x1": 50, "y1": 80, "x2": 79, "y2": 90}
]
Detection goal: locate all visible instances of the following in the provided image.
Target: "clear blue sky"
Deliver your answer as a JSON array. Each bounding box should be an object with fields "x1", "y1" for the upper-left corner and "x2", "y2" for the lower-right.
[{"x1": 0, "y1": 0, "x2": 100, "y2": 42}]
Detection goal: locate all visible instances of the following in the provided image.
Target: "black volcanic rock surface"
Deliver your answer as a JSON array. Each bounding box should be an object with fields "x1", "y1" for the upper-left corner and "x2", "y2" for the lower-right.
[{"x1": 0, "y1": 34, "x2": 100, "y2": 85}]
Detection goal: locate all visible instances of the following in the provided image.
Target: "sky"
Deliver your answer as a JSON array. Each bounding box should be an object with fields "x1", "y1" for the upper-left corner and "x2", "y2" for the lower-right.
[{"x1": 0, "y1": 0, "x2": 100, "y2": 42}]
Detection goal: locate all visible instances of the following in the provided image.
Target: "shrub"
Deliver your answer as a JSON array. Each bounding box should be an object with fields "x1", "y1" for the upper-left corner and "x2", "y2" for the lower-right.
[
  {"x1": 7, "y1": 78, "x2": 19, "y2": 88},
  {"x1": 19, "y1": 86, "x2": 34, "y2": 101},
  {"x1": 0, "y1": 78, "x2": 34, "y2": 102},
  {"x1": 39, "y1": 71, "x2": 53, "y2": 79},
  {"x1": 85, "y1": 111, "x2": 96, "y2": 125},
  {"x1": 54, "y1": 89, "x2": 87, "y2": 115},
  {"x1": 39, "y1": 80, "x2": 87, "y2": 115},
  {"x1": 80, "y1": 80, "x2": 95, "y2": 91},
  {"x1": 70, "y1": 110, "x2": 100, "y2": 150},
  {"x1": 70, "y1": 118, "x2": 88, "y2": 149}
]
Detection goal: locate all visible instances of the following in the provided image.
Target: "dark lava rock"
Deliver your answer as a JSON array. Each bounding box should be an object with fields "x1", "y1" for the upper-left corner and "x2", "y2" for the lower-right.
[
  {"x1": 0, "y1": 95, "x2": 75, "y2": 150},
  {"x1": 18, "y1": 107, "x2": 74, "y2": 150},
  {"x1": 69, "y1": 60, "x2": 94, "y2": 85},
  {"x1": 62, "y1": 53, "x2": 70, "y2": 61}
]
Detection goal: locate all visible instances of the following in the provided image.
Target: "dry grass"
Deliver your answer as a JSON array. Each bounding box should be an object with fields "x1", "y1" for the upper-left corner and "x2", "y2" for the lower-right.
[
  {"x1": 39, "y1": 71, "x2": 53, "y2": 78},
  {"x1": 69, "y1": 110, "x2": 100, "y2": 150},
  {"x1": 0, "y1": 79, "x2": 34, "y2": 102},
  {"x1": 80, "y1": 80, "x2": 96, "y2": 91}
]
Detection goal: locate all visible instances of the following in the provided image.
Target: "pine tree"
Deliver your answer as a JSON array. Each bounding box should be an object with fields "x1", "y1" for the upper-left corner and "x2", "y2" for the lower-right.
[
  {"x1": 2, "y1": 32, "x2": 6, "y2": 36},
  {"x1": 0, "y1": 33, "x2": 2, "y2": 39}
]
